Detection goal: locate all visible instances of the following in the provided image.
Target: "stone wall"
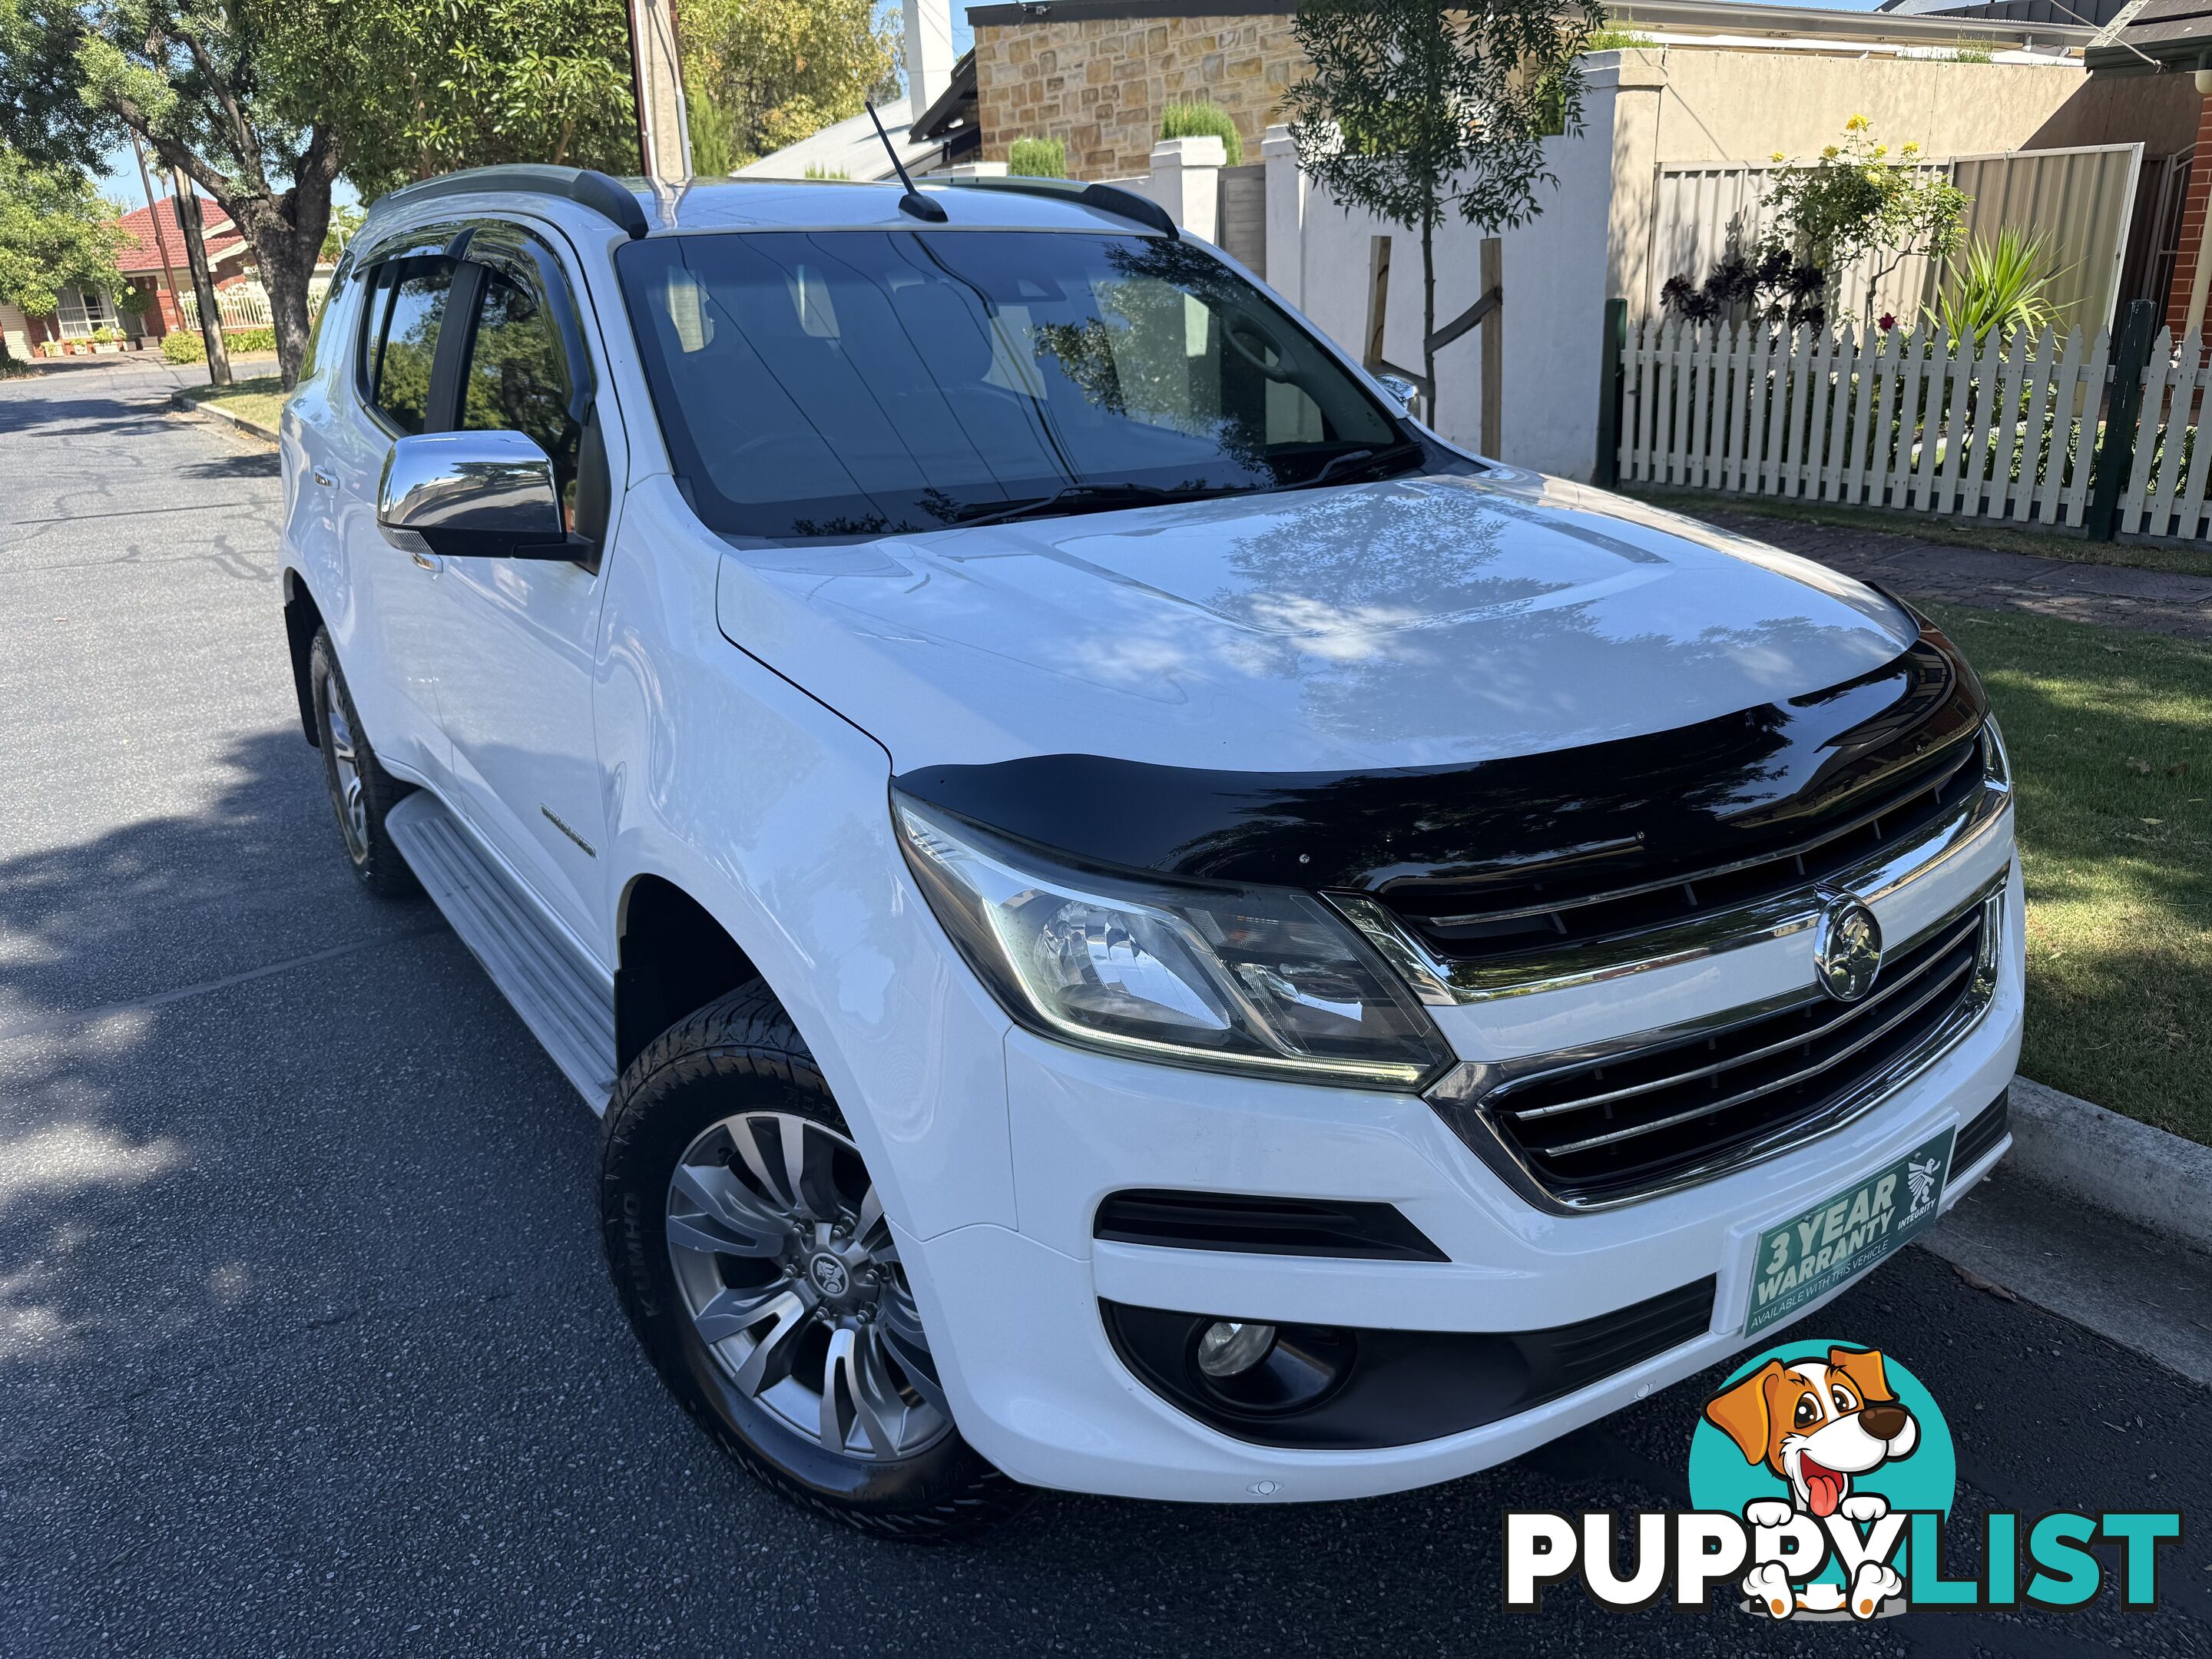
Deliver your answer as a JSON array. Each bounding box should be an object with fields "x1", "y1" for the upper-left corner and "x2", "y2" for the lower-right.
[{"x1": 974, "y1": 15, "x2": 1306, "y2": 179}]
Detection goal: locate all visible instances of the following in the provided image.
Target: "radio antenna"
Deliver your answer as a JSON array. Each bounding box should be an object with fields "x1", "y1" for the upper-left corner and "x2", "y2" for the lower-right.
[{"x1": 866, "y1": 100, "x2": 948, "y2": 223}]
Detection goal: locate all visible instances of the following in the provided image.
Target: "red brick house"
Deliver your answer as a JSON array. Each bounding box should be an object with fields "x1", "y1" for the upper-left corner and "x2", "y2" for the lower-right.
[
  {"x1": 112, "y1": 194, "x2": 257, "y2": 339},
  {"x1": 2085, "y1": 0, "x2": 2212, "y2": 336},
  {"x1": 1, "y1": 193, "x2": 256, "y2": 359}
]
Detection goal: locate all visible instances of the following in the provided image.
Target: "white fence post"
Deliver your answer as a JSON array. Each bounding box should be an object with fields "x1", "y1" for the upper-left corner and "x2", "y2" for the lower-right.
[
  {"x1": 1261, "y1": 124, "x2": 1303, "y2": 308},
  {"x1": 1147, "y1": 135, "x2": 1225, "y2": 243}
]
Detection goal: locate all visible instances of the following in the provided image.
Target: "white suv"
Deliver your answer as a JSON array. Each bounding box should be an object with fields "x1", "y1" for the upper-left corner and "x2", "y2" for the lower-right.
[{"x1": 276, "y1": 164, "x2": 2022, "y2": 1536}]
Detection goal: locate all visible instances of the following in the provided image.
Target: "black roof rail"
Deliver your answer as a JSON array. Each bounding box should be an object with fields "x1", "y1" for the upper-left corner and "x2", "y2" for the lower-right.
[
  {"x1": 941, "y1": 175, "x2": 1177, "y2": 240},
  {"x1": 374, "y1": 166, "x2": 650, "y2": 241}
]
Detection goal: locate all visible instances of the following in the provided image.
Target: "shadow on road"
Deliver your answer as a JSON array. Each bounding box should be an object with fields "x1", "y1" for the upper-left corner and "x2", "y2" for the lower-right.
[{"x1": 177, "y1": 450, "x2": 281, "y2": 480}]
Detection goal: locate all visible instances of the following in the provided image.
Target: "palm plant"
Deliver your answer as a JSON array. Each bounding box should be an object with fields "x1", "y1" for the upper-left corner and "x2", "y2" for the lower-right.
[{"x1": 1923, "y1": 228, "x2": 2065, "y2": 351}]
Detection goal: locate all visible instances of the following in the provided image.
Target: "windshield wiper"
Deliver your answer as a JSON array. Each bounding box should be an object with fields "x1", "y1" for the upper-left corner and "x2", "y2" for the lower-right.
[
  {"x1": 947, "y1": 482, "x2": 1208, "y2": 528},
  {"x1": 1293, "y1": 441, "x2": 1426, "y2": 492}
]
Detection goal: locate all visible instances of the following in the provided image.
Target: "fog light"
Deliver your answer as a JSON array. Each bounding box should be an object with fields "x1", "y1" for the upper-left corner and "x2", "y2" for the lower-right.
[{"x1": 1196, "y1": 1320, "x2": 1277, "y2": 1378}]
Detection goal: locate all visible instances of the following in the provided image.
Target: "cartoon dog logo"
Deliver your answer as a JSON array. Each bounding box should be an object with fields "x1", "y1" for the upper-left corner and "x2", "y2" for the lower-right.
[{"x1": 1703, "y1": 1346, "x2": 1919, "y2": 1618}]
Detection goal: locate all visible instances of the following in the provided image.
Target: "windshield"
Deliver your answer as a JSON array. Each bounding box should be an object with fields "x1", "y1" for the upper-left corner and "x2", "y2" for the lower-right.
[{"x1": 615, "y1": 229, "x2": 1416, "y2": 539}]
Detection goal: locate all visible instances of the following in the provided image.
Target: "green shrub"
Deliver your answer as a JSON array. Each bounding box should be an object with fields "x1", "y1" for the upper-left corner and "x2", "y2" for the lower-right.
[
  {"x1": 158, "y1": 324, "x2": 276, "y2": 364},
  {"x1": 1008, "y1": 136, "x2": 1066, "y2": 178},
  {"x1": 1158, "y1": 101, "x2": 1242, "y2": 165},
  {"x1": 803, "y1": 162, "x2": 851, "y2": 180},
  {"x1": 1581, "y1": 26, "x2": 1654, "y2": 51}
]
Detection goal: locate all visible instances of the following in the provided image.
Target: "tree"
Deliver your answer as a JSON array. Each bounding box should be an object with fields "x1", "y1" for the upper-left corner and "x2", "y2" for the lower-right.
[
  {"x1": 1283, "y1": 0, "x2": 1600, "y2": 409},
  {"x1": 338, "y1": 0, "x2": 637, "y2": 197},
  {"x1": 0, "y1": 0, "x2": 639, "y2": 390},
  {"x1": 680, "y1": 0, "x2": 896, "y2": 166},
  {"x1": 1765, "y1": 115, "x2": 1965, "y2": 332},
  {"x1": 1, "y1": 0, "x2": 349, "y2": 387},
  {"x1": 0, "y1": 143, "x2": 128, "y2": 364}
]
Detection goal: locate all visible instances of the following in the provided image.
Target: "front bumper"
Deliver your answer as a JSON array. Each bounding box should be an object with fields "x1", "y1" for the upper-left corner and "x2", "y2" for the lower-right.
[{"x1": 894, "y1": 856, "x2": 2025, "y2": 1504}]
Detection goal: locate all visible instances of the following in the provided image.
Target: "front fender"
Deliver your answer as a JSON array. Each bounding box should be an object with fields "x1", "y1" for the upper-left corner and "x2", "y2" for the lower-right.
[{"x1": 594, "y1": 485, "x2": 1018, "y2": 1244}]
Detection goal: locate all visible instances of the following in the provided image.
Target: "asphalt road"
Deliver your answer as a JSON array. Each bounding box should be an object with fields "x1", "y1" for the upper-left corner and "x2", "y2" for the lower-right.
[{"x1": 2, "y1": 363, "x2": 2206, "y2": 1657}]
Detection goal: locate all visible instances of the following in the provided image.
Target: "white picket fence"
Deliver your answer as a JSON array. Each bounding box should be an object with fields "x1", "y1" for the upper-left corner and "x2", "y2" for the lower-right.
[
  {"x1": 2126, "y1": 334, "x2": 2212, "y2": 543},
  {"x1": 177, "y1": 277, "x2": 332, "y2": 331},
  {"x1": 1618, "y1": 319, "x2": 2212, "y2": 542}
]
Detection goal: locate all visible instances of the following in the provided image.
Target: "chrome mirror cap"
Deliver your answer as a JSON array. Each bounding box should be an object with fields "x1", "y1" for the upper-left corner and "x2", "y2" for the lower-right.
[
  {"x1": 1376, "y1": 373, "x2": 1422, "y2": 416},
  {"x1": 377, "y1": 430, "x2": 561, "y2": 552}
]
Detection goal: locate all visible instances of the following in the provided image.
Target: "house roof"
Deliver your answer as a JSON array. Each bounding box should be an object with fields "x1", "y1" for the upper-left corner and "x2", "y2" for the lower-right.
[
  {"x1": 730, "y1": 96, "x2": 955, "y2": 183},
  {"x1": 909, "y1": 48, "x2": 979, "y2": 143},
  {"x1": 115, "y1": 196, "x2": 247, "y2": 273},
  {"x1": 2085, "y1": 0, "x2": 2211, "y2": 71}
]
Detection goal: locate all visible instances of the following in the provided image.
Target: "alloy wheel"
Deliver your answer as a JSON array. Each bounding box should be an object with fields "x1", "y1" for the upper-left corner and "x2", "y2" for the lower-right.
[
  {"x1": 321, "y1": 688, "x2": 369, "y2": 860},
  {"x1": 665, "y1": 1111, "x2": 952, "y2": 1462}
]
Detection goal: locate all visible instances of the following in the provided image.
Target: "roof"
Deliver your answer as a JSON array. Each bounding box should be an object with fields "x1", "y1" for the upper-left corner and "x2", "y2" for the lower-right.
[
  {"x1": 648, "y1": 175, "x2": 1167, "y2": 234},
  {"x1": 728, "y1": 98, "x2": 947, "y2": 184},
  {"x1": 115, "y1": 196, "x2": 245, "y2": 273},
  {"x1": 2085, "y1": 0, "x2": 2211, "y2": 71},
  {"x1": 909, "y1": 49, "x2": 979, "y2": 143},
  {"x1": 367, "y1": 166, "x2": 1173, "y2": 239}
]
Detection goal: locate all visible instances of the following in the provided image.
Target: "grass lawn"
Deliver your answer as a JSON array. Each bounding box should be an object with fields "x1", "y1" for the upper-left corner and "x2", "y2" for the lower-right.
[
  {"x1": 180, "y1": 374, "x2": 285, "y2": 434},
  {"x1": 1626, "y1": 487, "x2": 2212, "y2": 581},
  {"x1": 1922, "y1": 604, "x2": 2211, "y2": 1144}
]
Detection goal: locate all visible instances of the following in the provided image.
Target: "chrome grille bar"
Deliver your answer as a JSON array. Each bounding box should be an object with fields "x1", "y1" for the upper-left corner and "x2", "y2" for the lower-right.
[
  {"x1": 1523, "y1": 947, "x2": 1979, "y2": 1158},
  {"x1": 1498, "y1": 907, "x2": 1985, "y2": 1123}
]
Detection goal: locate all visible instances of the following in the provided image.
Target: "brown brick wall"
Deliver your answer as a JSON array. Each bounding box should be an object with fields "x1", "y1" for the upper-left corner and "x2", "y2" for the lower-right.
[
  {"x1": 2167, "y1": 92, "x2": 2212, "y2": 336},
  {"x1": 974, "y1": 15, "x2": 1306, "y2": 180}
]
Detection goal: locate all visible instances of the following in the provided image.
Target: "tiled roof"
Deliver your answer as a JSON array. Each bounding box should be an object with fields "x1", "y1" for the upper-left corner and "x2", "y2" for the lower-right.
[{"x1": 115, "y1": 196, "x2": 247, "y2": 273}]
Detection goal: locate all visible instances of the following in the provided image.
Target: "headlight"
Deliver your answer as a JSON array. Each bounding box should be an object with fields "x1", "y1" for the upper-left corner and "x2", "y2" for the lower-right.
[
  {"x1": 1980, "y1": 716, "x2": 2011, "y2": 788},
  {"x1": 892, "y1": 796, "x2": 1452, "y2": 1088}
]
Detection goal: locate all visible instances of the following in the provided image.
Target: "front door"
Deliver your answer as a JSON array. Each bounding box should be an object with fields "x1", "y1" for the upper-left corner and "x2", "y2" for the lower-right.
[{"x1": 424, "y1": 229, "x2": 618, "y2": 957}]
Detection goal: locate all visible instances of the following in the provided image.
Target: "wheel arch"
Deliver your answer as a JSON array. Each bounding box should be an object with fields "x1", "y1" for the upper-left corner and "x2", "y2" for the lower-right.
[
  {"x1": 282, "y1": 567, "x2": 324, "y2": 747},
  {"x1": 615, "y1": 872, "x2": 767, "y2": 1075}
]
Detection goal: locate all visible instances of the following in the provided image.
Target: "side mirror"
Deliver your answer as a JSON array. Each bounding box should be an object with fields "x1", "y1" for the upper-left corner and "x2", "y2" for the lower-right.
[
  {"x1": 378, "y1": 430, "x2": 576, "y2": 559},
  {"x1": 1376, "y1": 373, "x2": 1423, "y2": 419}
]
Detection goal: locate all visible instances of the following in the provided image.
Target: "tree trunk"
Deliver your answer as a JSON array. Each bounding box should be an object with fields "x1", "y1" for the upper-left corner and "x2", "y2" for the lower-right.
[
  {"x1": 1420, "y1": 218, "x2": 1436, "y2": 423},
  {"x1": 221, "y1": 147, "x2": 337, "y2": 392}
]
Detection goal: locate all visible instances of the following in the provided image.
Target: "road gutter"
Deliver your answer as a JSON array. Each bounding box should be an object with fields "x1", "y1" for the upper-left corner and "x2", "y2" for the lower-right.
[
  {"x1": 2002, "y1": 1076, "x2": 2212, "y2": 1253},
  {"x1": 1916, "y1": 1076, "x2": 2212, "y2": 1385},
  {"x1": 172, "y1": 389, "x2": 278, "y2": 444}
]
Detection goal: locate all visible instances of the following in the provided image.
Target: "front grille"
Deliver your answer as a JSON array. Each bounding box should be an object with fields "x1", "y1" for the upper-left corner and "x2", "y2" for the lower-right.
[
  {"x1": 1483, "y1": 899, "x2": 1993, "y2": 1204},
  {"x1": 1379, "y1": 730, "x2": 1985, "y2": 972}
]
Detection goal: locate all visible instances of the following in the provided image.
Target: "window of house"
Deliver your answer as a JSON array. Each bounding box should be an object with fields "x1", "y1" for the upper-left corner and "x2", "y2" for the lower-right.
[{"x1": 56, "y1": 286, "x2": 119, "y2": 338}]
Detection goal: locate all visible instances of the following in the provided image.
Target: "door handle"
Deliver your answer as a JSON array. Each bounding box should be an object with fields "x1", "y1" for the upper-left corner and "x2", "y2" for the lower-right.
[
  {"x1": 312, "y1": 468, "x2": 336, "y2": 486},
  {"x1": 411, "y1": 548, "x2": 444, "y2": 573}
]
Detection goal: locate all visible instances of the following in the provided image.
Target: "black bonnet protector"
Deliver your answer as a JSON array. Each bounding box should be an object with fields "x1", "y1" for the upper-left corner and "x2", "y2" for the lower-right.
[{"x1": 892, "y1": 616, "x2": 1989, "y2": 899}]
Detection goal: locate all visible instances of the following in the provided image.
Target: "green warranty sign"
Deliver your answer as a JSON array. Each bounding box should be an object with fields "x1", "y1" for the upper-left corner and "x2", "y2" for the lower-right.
[{"x1": 1743, "y1": 1127, "x2": 1955, "y2": 1336}]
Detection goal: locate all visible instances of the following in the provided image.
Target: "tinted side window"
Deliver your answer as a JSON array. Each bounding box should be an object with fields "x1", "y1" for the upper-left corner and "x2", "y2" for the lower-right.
[
  {"x1": 369, "y1": 261, "x2": 455, "y2": 433},
  {"x1": 461, "y1": 268, "x2": 580, "y2": 506}
]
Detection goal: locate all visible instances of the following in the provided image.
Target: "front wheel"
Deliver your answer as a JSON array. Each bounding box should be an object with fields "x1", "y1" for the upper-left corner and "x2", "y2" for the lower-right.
[{"x1": 599, "y1": 983, "x2": 1033, "y2": 1538}]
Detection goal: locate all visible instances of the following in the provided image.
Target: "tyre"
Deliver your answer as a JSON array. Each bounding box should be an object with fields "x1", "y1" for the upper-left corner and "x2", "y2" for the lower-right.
[
  {"x1": 310, "y1": 628, "x2": 419, "y2": 898},
  {"x1": 600, "y1": 982, "x2": 1033, "y2": 1539}
]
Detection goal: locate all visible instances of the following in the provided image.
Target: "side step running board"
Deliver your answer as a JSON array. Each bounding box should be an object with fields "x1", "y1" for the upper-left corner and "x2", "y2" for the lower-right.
[{"x1": 386, "y1": 790, "x2": 618, "y2": 1114}]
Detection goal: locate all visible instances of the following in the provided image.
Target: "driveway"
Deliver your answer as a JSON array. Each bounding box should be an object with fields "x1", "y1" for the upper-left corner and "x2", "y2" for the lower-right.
[{"x1": 2, "y1": 363, "x2": 2207, "y2": 1656}]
